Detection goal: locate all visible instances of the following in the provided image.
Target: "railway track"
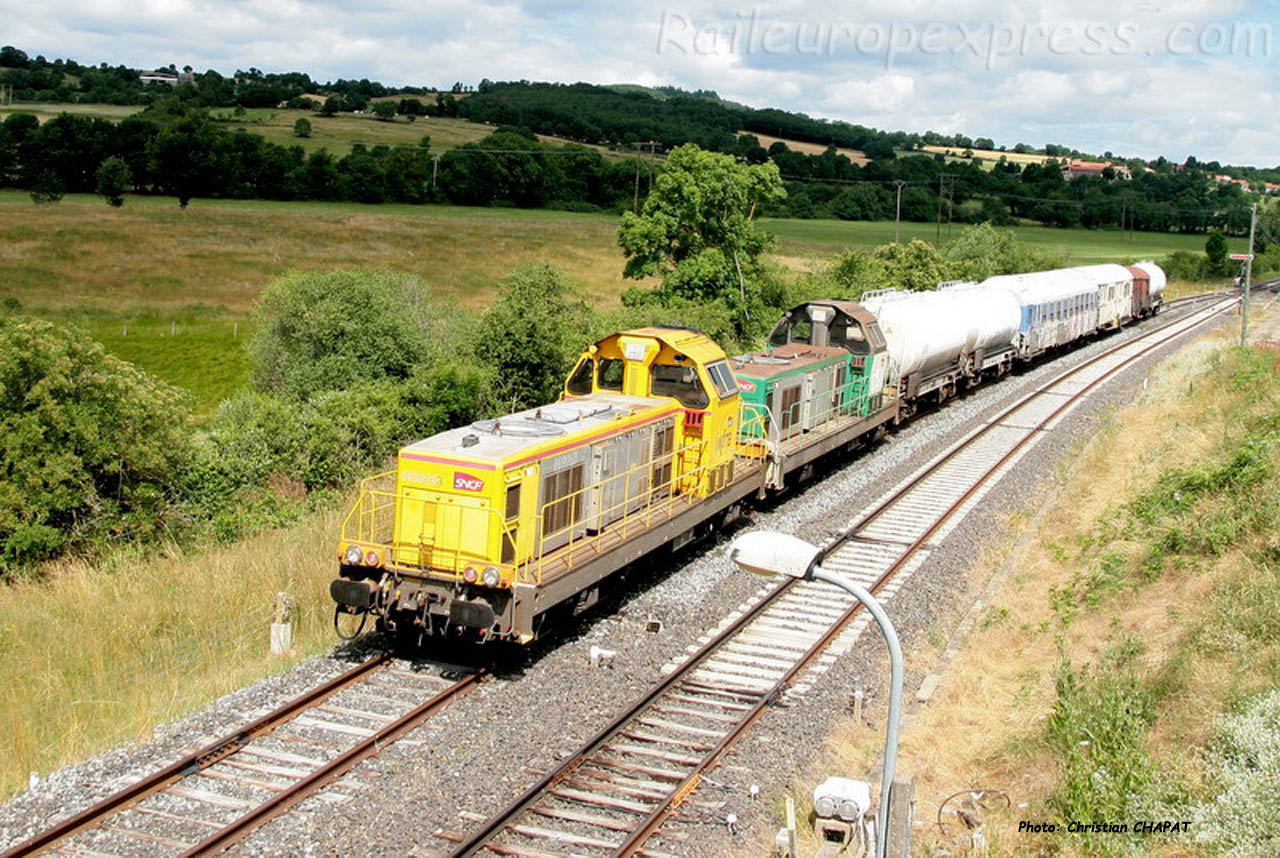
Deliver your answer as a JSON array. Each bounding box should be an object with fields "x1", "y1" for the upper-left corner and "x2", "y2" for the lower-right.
[
  {"x1": 2, "y1": 654, "x2": 483, "y2": 858},
  {"x1": 438, "y1": 294, "x2": 1238, "y2": 858}
]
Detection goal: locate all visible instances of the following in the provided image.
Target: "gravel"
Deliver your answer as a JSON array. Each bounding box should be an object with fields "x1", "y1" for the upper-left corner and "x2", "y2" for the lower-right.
[{"x1": 0, "y1": 303, "x2": 1229, "y2": 858}]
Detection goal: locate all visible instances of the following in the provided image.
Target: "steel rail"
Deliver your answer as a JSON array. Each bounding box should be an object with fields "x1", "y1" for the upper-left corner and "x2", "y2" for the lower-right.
[
  {"x1": 448, "y1": 294, "x2": 1237, "y2": 858},
  {"x1": 182, "y1": 669, "x2": 484, "y2": 857},
  {"x1": 1, "y1": 652, "x2": 393, "y2": 858},
  {"x1": 3, "y1": 651, "x2": 485, "y2": 858}
]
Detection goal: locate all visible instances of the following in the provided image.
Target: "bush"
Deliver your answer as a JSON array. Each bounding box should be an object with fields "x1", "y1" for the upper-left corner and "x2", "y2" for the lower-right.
[
  {"x1": 1159, "y1": 249, "x2": 1209, "y2": 282},
  {"x1": 1194, "y1": 688, "x2": 1280, "y2": 857},
  {"x1": 0, "y1": 318, "x2": 193, "y2": 569},
  {"x1": 249, "y1": 269, "x2": 433, "y2": 399},
  {"x1": 1047, "y1": 656, "x2": 1160, "y2": 832},
  {"x1": 29, "y1": 170, "x2": 63, "y2": 204},
  {"x1": 476, "y1": 264, "x2": 591, "y2": 411},
  {"x1": 185, "y1": 362, "x2": 489, "y2": 540}
]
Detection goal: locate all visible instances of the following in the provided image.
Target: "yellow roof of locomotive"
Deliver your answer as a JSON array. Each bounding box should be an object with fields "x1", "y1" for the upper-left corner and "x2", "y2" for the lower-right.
[
  {"x1": 399, "y1": 391, "x2": 676, "y2": 470},
  {"x1": 595, "y1": 327, "x2": 727, "y2": 365}
]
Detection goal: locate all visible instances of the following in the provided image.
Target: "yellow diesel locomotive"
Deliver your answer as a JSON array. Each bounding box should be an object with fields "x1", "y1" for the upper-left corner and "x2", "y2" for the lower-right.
[{"x1": 334, "y1": 328, "x2": 765, "y2": 642}]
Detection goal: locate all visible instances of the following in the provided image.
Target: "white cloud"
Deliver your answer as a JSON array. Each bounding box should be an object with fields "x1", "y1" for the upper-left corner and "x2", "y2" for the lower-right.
[{"x1": 1, "y1": 0, "x2": 1275, "y2": 164}]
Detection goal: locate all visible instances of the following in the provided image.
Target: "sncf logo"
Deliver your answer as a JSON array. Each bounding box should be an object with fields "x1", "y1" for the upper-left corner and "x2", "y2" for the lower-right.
[
  {"x1": 737, "y1": 379, "x2": 757, "y2": 393},
  {"x1": 453, "y1": 472, "x2": 485, "y2": 492}
]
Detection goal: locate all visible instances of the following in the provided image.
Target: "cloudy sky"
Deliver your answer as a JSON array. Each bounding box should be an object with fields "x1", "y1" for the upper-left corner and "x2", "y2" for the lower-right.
[{"x1": 5, "y1": 0, "x2": 1277, "y2": 165}]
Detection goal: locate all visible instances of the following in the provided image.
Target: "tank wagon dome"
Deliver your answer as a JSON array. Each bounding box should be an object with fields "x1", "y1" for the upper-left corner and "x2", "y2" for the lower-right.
[{"x1": 1130, "y1": 261, "x2": 1168, "y2": 296}]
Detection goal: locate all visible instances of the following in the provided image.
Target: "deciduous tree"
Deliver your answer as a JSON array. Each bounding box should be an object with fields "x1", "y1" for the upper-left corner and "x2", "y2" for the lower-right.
[
  {"x1": 618, "y1": 143, "x2": 784, "y2": 302},
  {"x1": 0, "y1": 318, "x2": 192, "y2": 569},
  {"x1": 95, "y1": 155, "x2": 131, "y2": 206}
]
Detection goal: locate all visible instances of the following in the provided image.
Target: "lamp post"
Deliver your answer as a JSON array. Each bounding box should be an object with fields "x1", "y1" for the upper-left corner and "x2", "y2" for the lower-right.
[{"x1": 728, "y1": 531, "x2": 904, "y2": 858}]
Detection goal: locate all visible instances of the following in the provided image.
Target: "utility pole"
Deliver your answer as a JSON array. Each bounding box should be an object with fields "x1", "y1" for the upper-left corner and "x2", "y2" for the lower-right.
[
  {"x1": 1241, "y1": 202, "x2": 1257, "y2": 346},
  {"x1": 894, "y1": 180, "x2": 906, "y2": 243},
  {"x1": 935, "y1": 175, "x2": 943, "y2": 241},
  {"x1": 946, "y1": 180, "x2": 955, "y2": 239},
  {"x1": 633, "y1": 159, "x2": 641, "y2": 213},
  {"x1": 431, "y1": 153, "x2": 439, "y2": 188}
]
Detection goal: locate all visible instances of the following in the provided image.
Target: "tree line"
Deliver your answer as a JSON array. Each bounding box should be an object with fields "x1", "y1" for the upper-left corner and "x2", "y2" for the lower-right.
[{"x1": 0, "y1": 109, "x2": 646, "y2": 210}]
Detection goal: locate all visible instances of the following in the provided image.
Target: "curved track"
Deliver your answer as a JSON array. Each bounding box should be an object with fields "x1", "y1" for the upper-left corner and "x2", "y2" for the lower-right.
[{"x1": 441, "y1": 294, "x2": 1237, "y2": 858}]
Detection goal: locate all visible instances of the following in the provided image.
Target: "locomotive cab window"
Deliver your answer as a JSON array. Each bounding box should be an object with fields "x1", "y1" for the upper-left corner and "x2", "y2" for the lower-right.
[
  {"x1": 598, "y1": 358, "x2": 625, "y2": 391},
  {"x1": 830, "y1": 319, "x2": 869, "y2": 354},
  {"x1": 651, "y1": 363, "x2": 710, "y2": 409},
  {"x1": 705, "y1": 360, "x2": 739, "y2": 399},
  {"x1": 567, "y1": 358, "x2": 593, "y2": 395},
  {"x1": 791, "y1": 317, "x2": 812, "y2": 343}
]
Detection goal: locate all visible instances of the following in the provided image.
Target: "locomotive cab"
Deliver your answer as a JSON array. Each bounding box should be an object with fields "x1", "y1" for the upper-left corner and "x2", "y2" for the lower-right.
[
  {"x1": 333, "y1": 327, "x2": 744, "y2": 645},
  {"x1": 565, "y1": 327, "x2": 741, "y2": 498},
  {"x1": 768, "y1": 300, "x2": 886, "y2": 357}
]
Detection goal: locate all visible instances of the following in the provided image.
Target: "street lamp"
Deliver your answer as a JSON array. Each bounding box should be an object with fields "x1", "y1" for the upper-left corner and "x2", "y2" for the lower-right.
[{"x1": 728, "y1": 531, "x2": 904, "y2": 858}]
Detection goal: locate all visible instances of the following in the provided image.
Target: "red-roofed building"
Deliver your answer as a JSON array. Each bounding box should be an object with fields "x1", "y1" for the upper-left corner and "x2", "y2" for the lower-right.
[
  {"x1": 1061, "y1": 160, "x2": 1132, "y2": 181},
  {"x1": 1212, "y1": 174, "x2": 1252, "y2": 192}
]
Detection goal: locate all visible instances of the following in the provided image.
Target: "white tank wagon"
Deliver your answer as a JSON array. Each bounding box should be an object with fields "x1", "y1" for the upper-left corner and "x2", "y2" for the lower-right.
[
  {"x1": 861, "y1": 282, "x2": 1020, "y2": 407},
  {"x1": 1129, "y1": 261, "x2": 1167, "y2": 317}
]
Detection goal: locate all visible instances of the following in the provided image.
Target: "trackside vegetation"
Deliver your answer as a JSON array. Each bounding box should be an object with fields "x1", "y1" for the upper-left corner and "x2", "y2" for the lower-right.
[
  {"x1": 826, "y1": 337, "x2": 1280, "y2": 858},
  {"x1": 0, "y1": 214, "x2": 1247, "y2": 578}
]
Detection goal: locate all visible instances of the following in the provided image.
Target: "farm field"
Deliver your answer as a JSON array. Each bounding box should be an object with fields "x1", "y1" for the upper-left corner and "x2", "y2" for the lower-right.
[
  {"x1": 921, "y1": 143, "x2": 1053, "y2": 164},
  {"x1": 0, "y1": 101, "x2": 622, "y2": 157},
  {"x1": 760, "y1": 216, "x2": 1241, "y2": 263},
  {"x1": 0, "y1": 101, "x2": 144, "y2": 123},
  {"x1": 0, "y1": 191, "x2": 633, "y2": 312},
  {"x1": 746, "y1": 132, "x2": 869, "y2": 164},
  {"x1": 206, "y1": 107, "x2": 500, "y2": 154}
]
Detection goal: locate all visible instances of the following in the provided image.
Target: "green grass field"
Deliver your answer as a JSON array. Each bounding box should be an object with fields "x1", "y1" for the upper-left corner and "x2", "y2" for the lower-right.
[
  {"x1": 207, "y1": 107, "x2": 499, "y2": 154},
  {"x1": 0, "y1": 102, "x2": 607, "y2": 157},
  {"x1": 761, "y1": 217, "x2": 1243, "y2": 264}
]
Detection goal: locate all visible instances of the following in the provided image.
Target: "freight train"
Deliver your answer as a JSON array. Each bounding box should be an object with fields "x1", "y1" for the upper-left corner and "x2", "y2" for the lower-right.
[{"x1": 331, "y1": 262, "x2": 1166, "y2": 644}]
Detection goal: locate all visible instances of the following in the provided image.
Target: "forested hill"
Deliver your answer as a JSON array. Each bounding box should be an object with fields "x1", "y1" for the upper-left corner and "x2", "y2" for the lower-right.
[{"x1": 456, "y1": 81, "x2": 902, "y2": 159}]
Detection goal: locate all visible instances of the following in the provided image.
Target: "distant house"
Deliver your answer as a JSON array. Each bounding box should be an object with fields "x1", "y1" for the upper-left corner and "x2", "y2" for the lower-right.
[
  {"x1": 1212, "y1": 174, "x2": 1252, "y2": 192},
  {"x1": 1266, "y1": 182, "x2": 1280, "y2": 195},
  {"x1": 1061, "y1": 159, "x2": 1131, "y2": 181},
  {"x1": 139, "y1": 70, "x2": 180, "y2": 87}
]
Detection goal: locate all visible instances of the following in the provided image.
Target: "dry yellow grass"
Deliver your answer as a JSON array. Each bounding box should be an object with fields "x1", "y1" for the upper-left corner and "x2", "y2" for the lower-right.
[
  {"x1": 747, "y1": 132, "x2": 869, "y2": 165},
  {"x1": 0, "y1": 505, "x2": 344, "y2": 800},
  {"x1": 0, "y1": 192, "x2": 637, "y2": 314},
  {"x1": 922, "y1": 144, "x2": 1052, "y2": 165}
]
